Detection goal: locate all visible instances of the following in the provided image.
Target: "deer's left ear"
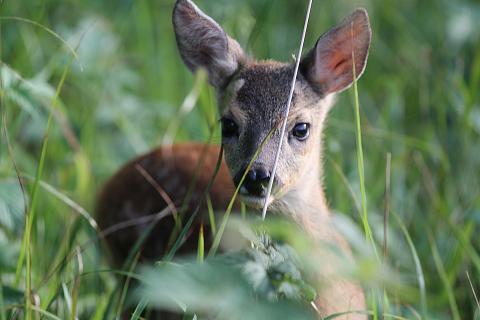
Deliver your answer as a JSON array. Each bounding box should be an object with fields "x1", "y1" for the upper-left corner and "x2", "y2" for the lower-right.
[{"x1": 300, "y1": 8, "x2": 371, "y2": 95}]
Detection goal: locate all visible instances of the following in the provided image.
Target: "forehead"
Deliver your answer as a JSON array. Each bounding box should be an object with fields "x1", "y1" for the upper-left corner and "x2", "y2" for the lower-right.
[
  {"x1": 225, "y1": 62, "x2": 318, "y2": 122},
  {"x1": 236, "y1": 63, "x2": 292, "y2": 117}
]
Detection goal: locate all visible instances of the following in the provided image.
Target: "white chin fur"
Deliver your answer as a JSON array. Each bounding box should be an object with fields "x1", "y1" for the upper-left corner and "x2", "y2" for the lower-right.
[{"x1": 239, "y1": 194, "x2": 274, "y2": 210}]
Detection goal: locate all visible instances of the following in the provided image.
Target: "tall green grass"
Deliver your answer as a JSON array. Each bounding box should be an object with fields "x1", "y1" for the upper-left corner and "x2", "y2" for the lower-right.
[{"x1": 1, "y1": 0, "x2": 480, "y2": 319}]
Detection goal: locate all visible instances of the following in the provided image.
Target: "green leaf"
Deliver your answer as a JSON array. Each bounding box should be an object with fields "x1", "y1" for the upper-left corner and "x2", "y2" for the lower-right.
[{"x1": 140, "y1": 257, "x2": 316, "y2": 320}]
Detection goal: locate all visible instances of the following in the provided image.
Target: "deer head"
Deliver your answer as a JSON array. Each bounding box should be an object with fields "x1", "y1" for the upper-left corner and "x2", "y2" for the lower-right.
[{"x1": 173, "y1": 0, "x2": 371, "y2": 218}]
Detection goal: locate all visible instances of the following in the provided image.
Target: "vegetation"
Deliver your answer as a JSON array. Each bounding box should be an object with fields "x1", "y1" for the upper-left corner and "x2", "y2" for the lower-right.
[{"x1": 1, "y1": 0, "x2": 479, "y2": 319}]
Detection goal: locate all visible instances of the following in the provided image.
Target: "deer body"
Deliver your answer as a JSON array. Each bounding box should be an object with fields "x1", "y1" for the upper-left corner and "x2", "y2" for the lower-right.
[
  {"x1": 97, "y1": 143, "x2": 236, "y2": 264},
  {"x1": 97, "y1": 0, "x2": 371, "y2": 318}
]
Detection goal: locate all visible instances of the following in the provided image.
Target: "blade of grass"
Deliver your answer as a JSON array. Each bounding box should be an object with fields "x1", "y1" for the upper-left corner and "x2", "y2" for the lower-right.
[
  {"x1": 205, "y1": 194, "x2": 216, "y2": 237},
  {"x1": 30, "y1": 306, "x2": 63, "y2": 320},
  {"x1": 447, "y1": 220, "x2": 480, "y2": 273},
  {"x1": 383, "y1": 153, "x2": 391, "y2": 261},
  {"x1": 392, "y1": 210, "x2": 427, "y2": 318},
  {"x1": 350, "y1": 31, "x2": 378, "y2": 261},
  {"x1": 382, "y1": 153, "x2": 391, "y2": 319},
  {"x1": 40, "y1": 217, "x2": 82, "y2": 311},
  {"x1": 467, "y1": 271, "x2": 480, "y2": 314},
  {"x1": 241, "y1": 202, "x2": 247, "y2": 220},
  {"x1": 100, "y1": 279, "x2": 121, "y2": 320},
  {"x1": 162, "y1": 70, "x2": 206, "y2": 145},
  {"x1": 56, "y1": 269, "x2": 142, "y2": 320},
  {"x1": 15, "y1": 55, "x2": 72, "y2": 320},
  {"x1": 70, "y1": 247, "x2": 83, "y2": 320},
  {"x1": 90, "y1": 297, "x2": 110, "y2": 320},
  {"x1": 20, "y1": 175, "x2": 98, "y2": 231},
  {"x1": 197, "y1": 224, "x2": 204, "y2": 263},
  {"x1": 327, "y1": 155, "x2": 362, "y2": 217},
  {"x1": 135, "y1": 164, "x2": 179, "y2": 225},
  {"x1": 429, "y1": 233, "x2": 461, "y2": 320},
  {"x1": 164, "y1": 204, "x2": 201, "y2": 262},
  {"x1": 115, "y1": 251, "x2": 141, "y2": 320},
  {"x1": 130, "y1": 297, "x2": 149, "y2": 320},
  {"x1": 61, "y1": 282, "x2": 72, "y2": 317},
  {"x1": 404, "y1": 305, "x2": 422, "y2": 320}
]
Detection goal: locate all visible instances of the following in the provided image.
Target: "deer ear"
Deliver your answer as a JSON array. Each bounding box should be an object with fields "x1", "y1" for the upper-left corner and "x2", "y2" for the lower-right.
[
  {"x1": 173, "y1": 0, "x2": 246, "y2": 88},
  {"x1": 300, "y1": 8, "x2": 371, "y2": 95}
]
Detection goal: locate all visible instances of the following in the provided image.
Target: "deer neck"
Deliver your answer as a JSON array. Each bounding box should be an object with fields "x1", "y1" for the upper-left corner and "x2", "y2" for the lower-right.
[{"x1": 272, "y1": 163, "x2": 350, "y2": 250}]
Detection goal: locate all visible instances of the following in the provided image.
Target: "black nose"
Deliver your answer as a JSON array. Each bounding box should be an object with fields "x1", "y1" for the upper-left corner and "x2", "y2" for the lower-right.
[{"x1": 242, "y1": 167, "x2": 271, "y2": 197}]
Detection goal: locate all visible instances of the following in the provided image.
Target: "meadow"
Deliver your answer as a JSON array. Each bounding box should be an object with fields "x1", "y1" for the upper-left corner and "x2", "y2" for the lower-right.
[{"x1": 1, "y1": 0, "x2": 480, "y2": 319}]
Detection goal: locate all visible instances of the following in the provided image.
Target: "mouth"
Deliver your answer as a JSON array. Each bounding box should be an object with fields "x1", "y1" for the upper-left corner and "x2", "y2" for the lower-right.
[{"x1": 238, "y1": 186, "x2": 274, "y2": 209}]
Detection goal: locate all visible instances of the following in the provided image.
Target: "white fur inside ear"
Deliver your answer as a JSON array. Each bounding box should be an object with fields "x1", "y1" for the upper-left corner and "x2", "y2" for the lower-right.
[{"x1": 300, "y1": 8, "x2": 371, "y2": 94}]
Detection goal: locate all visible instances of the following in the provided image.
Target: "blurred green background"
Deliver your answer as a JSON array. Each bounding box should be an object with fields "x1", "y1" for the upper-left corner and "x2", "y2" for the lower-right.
[{"x1": 1, "y1": 0, "x2": 479, "y2": 319}]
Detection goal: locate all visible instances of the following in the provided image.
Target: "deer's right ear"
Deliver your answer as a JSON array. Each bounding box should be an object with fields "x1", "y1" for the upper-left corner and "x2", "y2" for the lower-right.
[{"x1": 173, "y1": 0, "x2": 246, "y2": 88}]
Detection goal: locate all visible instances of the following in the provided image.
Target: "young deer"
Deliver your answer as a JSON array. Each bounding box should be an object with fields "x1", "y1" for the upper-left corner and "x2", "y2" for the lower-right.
[{"x1": 97, "y1": 0, "x2": 371, "y2": 318}]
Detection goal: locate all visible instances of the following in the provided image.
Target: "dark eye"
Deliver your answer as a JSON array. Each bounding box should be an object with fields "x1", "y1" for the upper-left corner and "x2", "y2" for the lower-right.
[
  {"x1": 292, "y1": 123, "x2": 310, "y2": 141},
  {"x1": 221, "y1": 117, "x2": 239, "y2": 138}
]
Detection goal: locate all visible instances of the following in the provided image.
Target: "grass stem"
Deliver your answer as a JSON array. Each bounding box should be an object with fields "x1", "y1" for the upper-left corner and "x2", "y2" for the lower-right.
[{"x1": 351, "y1": 35, "x2": 378, "y2": 260}]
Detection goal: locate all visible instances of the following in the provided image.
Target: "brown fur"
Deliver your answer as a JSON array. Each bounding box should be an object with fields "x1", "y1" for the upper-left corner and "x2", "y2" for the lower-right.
[{"x1": 96, "y1": 143, "x2": 236, "y2": 265}]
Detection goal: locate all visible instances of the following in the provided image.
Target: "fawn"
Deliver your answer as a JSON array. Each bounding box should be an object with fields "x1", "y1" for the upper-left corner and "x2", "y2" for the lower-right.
[{"x1": 97, "y1": 0, "x2": 371, "y2": 318}]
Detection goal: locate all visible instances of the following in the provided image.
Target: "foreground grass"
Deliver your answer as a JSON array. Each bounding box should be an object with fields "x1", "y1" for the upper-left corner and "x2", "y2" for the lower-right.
[{"x1": 1, "y1": 0, "x2": 480, "y2": 319}]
